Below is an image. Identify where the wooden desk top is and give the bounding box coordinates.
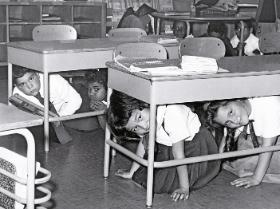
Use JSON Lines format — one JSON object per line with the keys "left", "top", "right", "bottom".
{"left": 7, "top": 38, "right": 127, "bottom": 54}
{"left": 7, "top": 36, "right": 177, "bottom": 54}
{"left": 151, "top": 12, "right": 253, "bottom": 22}
{"left": 107, "top": 55, "right": 280, "bottom": 104}
{"left": 0, "top": 103, "right": 43, "bottom": 132}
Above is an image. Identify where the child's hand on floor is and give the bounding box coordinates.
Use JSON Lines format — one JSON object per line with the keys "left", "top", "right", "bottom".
{"left": 230, "top": 176, "right": 261, "bottom": 188}
{"left": 89, "top": 100, "right": 106, "bottom": 111}
{"left": 171, "top": 187, "right": 189, "bottom": 201}
{"left": 115, "top": 169, "right": 133, "bottom": 179}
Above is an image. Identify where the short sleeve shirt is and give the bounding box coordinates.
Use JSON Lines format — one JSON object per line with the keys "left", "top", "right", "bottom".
{"left": 156, "top": 105, "right": 201, "bottom": 146}
{"left": 249, "top": 96, "right": 280, "bottom": 138}
{"left": 230, "top": 33, "right": 260, "bottom": 56}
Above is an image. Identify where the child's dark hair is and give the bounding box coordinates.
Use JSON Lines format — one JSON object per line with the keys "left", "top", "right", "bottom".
{"left": 12, "top": 65, "right": 34, "bottom": 84}
{"left": 107, "top": 90, "right": 148, "bottom": 138}
{"left": 234, "top": 20, "right": 253, "bottom": 30}
{"left": 206, "top": 100, "right": 229, "bottom": 128}
{"left": 86, "top": 68, "right": 108, "bottom": 88}
{"left": 207, "top": 22, "right": 227, "bottom": 37}
{"left": 206, "top": 98, "right": 247, "bottom": 128}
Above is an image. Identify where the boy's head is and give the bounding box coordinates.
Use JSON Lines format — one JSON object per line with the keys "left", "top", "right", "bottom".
{"left": 234, "top": 20, "right": 253, "bottom": 41}
{"left": 86, "top": 69, "right": 107, "bottom": 102}
{"left": 107, "top": 90, "right": 149, "bottom": 138}
{"left": 207, "top": 22, "right": 227, "bottom": 38}
{"left": 173, "top": 21, "right": 187, "bottom": 39}
{"left": 13, "top": 65, "right": 41, "bottom": 96}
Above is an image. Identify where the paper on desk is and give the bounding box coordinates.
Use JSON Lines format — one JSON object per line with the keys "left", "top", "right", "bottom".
{"left": 116, "top": 58, "right": 228, "bottom": 77}
{"left": 181, "top": 55, "right": 219, "bottom": 74}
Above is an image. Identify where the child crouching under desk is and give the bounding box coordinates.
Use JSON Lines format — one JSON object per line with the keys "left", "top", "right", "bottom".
{"left": 206, "top": 97, "right": 280, "bottom": 188}
{"left": 71, "top": 69, "right": 107, "bottom": 130}
{"left": 107, "top": 90, "right": 220, "bottom": 201}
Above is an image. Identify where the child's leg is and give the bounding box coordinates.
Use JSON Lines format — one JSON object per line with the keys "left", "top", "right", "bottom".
{"left": 132, "top": 127, "right": 221, "bottom": 194}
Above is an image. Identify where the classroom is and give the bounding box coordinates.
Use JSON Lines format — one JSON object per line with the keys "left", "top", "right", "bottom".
{"left": 1, "top": 0, "right": 280, "bottom": 208}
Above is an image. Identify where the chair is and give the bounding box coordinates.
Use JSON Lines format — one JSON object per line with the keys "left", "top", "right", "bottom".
{"left": 108, "top": 28, "right": 147, "bottom": 42}
{"left": 179, "top": 37, "right": 226, "bottom": 59}
{"left": 32, "top": 25, "right": 77, "bottom": 41}
{"left": 32, "top": 25, "right": 81, "bottom": 80}
{"left": 259, "top": 32, "right": 280, "bottom": 54}
{"left": 114, "top": 42, "right": 167, "bottom": 60}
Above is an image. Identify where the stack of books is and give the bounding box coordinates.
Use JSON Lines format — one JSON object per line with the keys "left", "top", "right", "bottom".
{"left": 181, "top": 55, "right": 219, "bottom": 74}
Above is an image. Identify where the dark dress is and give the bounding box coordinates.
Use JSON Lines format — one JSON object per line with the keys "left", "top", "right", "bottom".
{"left": 132, "top": 127, "right": 221, "bottom": 194}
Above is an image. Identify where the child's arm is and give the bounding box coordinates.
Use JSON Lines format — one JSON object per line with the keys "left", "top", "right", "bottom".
{"left": 51, "top": 74, "right": 82, "bottom": 116}
{"left": 115, "top": 138, "right": 145, "bottom": 179}
{"left": 171, "top": 140, "right": 189, "bottom": 201}
{"left": 231, "top": 136, "right": 277, "bottom": 188}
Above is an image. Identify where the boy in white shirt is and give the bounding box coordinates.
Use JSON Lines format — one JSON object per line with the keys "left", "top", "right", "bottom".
{"left": 13, "top": 66, "right": 82, "bottom": 116}
{"left": 12, "top": 65, "right": 82, "bottom": 144}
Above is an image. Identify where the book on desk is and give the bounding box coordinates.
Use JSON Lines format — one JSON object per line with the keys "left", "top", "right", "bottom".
{"left": 115, "top": 57, "right": 228, "bottom": 76}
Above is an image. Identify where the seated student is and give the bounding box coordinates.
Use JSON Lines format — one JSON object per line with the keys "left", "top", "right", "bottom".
{"left": 86, "top": 69, "right": 107, "bottom": 130}
{"left": 108, "top": 90, "right": 220, "bottom": 201}
{"left": 206, "top": 97, "right": 280, "bottom": 188}
{"left": 173, "top": 20, "right": 188, "bottom": 39}
{"left": 206, "top": 22, "right": 238, "bottom": 56}
{"left": 117, "top": 3, "right": 156, "bottom": 35}
{"left": 230, "top": 20, "right": 261, "bottom": 56}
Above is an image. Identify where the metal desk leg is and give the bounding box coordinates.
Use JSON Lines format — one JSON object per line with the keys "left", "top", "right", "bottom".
{"left": 146, "top": 94, "right": 157, "bottom": 208}
{"left": 238, "top": 20, "right": 245, "bottom": 56}
{"left": 43, "top": 71, "right": 50, "bottom": 152}
{"left": 8, "top": 63, "right": 13, "bottom": 105}
{"left": 104, "top": 125, "right": 111, "bottom": 178}
{"left": 186, "top": 21, "right": 191, "bottom": 36}
{"left": 104, "top": 88, "right": 112, "bottom": 178}
{"left": 156, "top": 17, "right": 161, "bottom": 35}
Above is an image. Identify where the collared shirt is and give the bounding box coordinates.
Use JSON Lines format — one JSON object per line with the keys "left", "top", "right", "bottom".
{"left": 13, "top": 73, "right": 82, "bottom": 116}
{"left": 230, "top": 33, "right": 261, "bottom": 56}
{"left": 156, "top": 105, "right": 201, "bottom": 146}
{"left": 249, "top": 96, "right": 280, "bottom": 138}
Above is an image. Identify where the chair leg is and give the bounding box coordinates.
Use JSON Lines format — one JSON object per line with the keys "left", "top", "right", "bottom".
{"left": 111, "top": 137, "right": 117, "bottom": 157}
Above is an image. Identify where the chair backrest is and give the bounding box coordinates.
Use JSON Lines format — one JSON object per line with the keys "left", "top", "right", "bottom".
{"left": 179, "top": 37, "right": 226, "bottom": 59}
{"left": 255, "top": 0, "right": 278, "bottom": 23}
{"left": 259, "top": 32, "right": 280, "bottom": 54}
{"left": 114, "top": 42, "right": 167, "bottom": 60}
{"left": 108, "top": 28, "right": 147, "bottom": 42}
{"left": 32, "top": 25, "right": 77, "bottom": 41}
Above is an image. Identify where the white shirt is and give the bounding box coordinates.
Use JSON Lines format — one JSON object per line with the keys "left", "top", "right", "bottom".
{"left": 249, "top": 96, "right": 280, "bottom": 138}
{"left": 13, "top": 73, "right": 82, "bottom": 116}
{"left": 230, "top": 33, "right": 260, "bottom": 56}
{"left": 156, "top": 105, "right": 201, "bottom": 146}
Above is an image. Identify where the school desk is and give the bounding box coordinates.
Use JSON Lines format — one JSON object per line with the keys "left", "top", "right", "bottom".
{"left": 0, "top": 103, "right": 51, "bottom": 209}
{"left": 104, "top": 55, "right": 280, "bottom": 207}
{"left": 151, "top": 12, "right": 253, "bottom": 56}
{"left": 7, "top": 37, "right": 178, "bottom": 152}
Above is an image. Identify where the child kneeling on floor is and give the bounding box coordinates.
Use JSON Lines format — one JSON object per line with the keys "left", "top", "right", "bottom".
{"left": 107, "top": 90, "right": 220, "bottom": 201}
